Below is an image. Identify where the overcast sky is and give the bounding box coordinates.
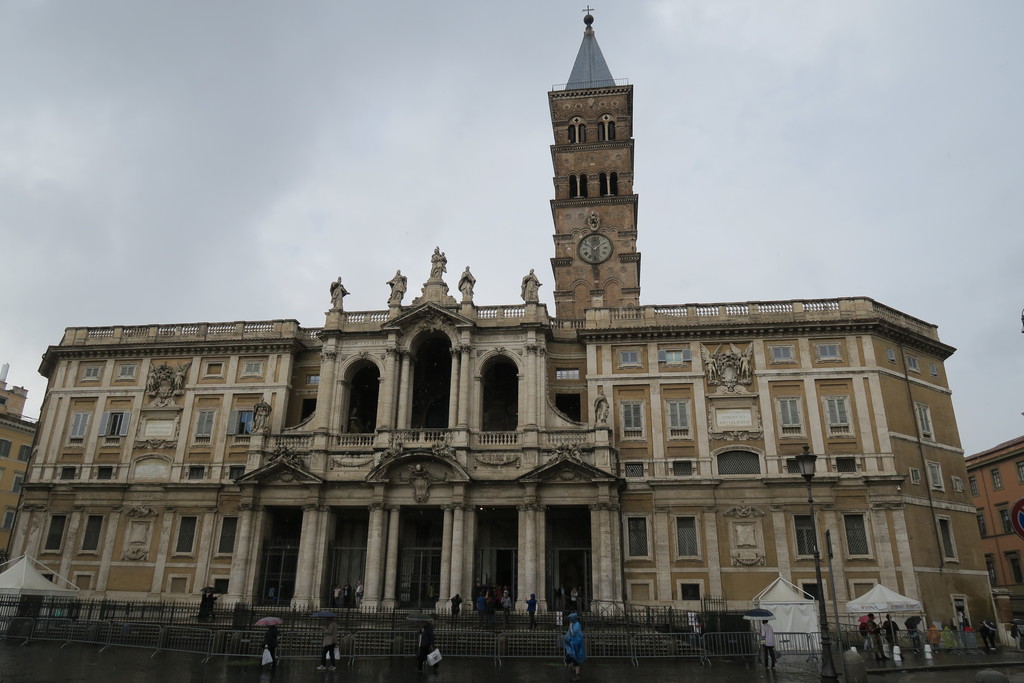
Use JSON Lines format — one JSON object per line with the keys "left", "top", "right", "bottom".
{"left": 2, "top": 1, "right": 1021, "bottom": 455}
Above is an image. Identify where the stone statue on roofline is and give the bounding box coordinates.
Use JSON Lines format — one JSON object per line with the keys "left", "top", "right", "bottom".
{"left": 521, "top": 269, "right": 541, "bottom": 303}
{"left": 387, "top": 269, "right": 407, "bottom": 306}
{"left": 430, "top": 247, "right": 447, "bottom": 280}
{"left": 458, "top": 267, "right": 476, "bottom": 302}
{"left": 330, "top": 277, "right": 349, "bottom": 310}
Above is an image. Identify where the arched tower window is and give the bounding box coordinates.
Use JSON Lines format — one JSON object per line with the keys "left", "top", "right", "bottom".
{"left": 568, "top": 117, "right": 587, "bottom": 144}
{"left": 599, "top": 173, "right": 608, "bottom": 196}
{"left": 411, "top": 336, "right": 452, "bottom": 428}
{"left": 569, "top": 175, "right": 579, "bottom": 198}
{"left": 578, "top": 174, "right": 589, "bottom": 198}
{"left": 609, "top": 172, "right": 618, "bottom": 195}
{"left": 346, "top": 363, "right": 380, "bottom": 433}
{"left": 598, "top": 115, "right": 616, "bottom": 141}
{"left": 481, "top": 358, "right": 519, "bottom": 431}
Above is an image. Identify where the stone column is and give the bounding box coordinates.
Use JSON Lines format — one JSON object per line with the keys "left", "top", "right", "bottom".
{"left": 378, "top": 347, "right": 398, "bottom": 429}
{"left": 310, "top": 506, "right": 331, "bottom": 605}
{"left": 608, "top": 504, "right": 623, "bottom": 604}
{"left": 703, "top": 507, "right": 723, "bottom": 597}
{"left": 652, "top": 505, "right": 671, "bottom": 602}
{"left": 870, "top": 504, "right": 900, "bottom": 588}
{"left": 457, "top": 345, "right": 472, "bottom": 428}
{"left": 292, "top": 504, "right": 321, "bottom": 608}
{"left": 535, "top": 506, "right": 548, "bottom": 611}
{"left": 524, "top": 343, "right": 538, "bottom": 428}
{"left": 449, "top": 504, "right": 465, "bottom": 600}
{"left": 600, "top": 504, "right": 614, "bottom": 603}
{"left": 149, "top": 511, "right": 176, "bottom": 594}
{"left": 439, "top": 505, "right": 454, "bottom": 606}
{"left": 227, "top": 505, "right": 255, "bottom": 602}
{"left": 396, "top": 353, "right": 413, "bottom": 430}
{"left": 770, "top": 506, "right": 792, "bottom": 578}
{"left": 589, "top": 504, "right": 603, "bottom": 602}
{"left": 382, "top": 506, "right": 402, "bottom": 607}
{"left": 516, "top": 504, "right": 530, "bottom": 608}
{"left": 362, "top": 503, "right": 386, "bottom": 608}
{"left": 193, "top": 511, "right": 216, "bottom": 590}
{"left": 96, "top": 509, "right": 122, "bottom": 592}
{"left": 60, "top": 511, "right": 83, "bottom": 581}
{"left": 462, "top": 506, "right": 477, "bottom": 595}
{"left": 447, "top": 350, "right": 460, "bottom": 428}
{"left": 314, "top": 346, "right": 339, "bottom": 432}
{"left": 524, "top": 504, "right": 537, "bottom": 605}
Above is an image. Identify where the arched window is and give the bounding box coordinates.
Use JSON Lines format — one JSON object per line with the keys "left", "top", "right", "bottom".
{"left": 578, "top": 124, "right": 587, "bottom": 143}
{"left": 716, "top": 450, "right": 761, "bottom": 475}
{"left": 346, "top": 364, "right": 380, "bottom": 433}
{"left": 598, "top": 115, "right": 616, "bottom": 141}
{"left": 568, "top": 125, "right": 576, "bottom": 144}
{"left": 569, "top": 175, "right": 579, "bottom": 198}
{"left": 609, "top": 172, "right": 618, "bottom": 195}
{"left": 481, "top": 358, "right": 519, "bottom": 431}
{"left": 599, "top": 173, "right": 608, "bottom": 196}
{"left": 411, "top": 336, "right": 452, "bottom": 429}
{"left": 607, "top": 121, "right": 616, "bottom": 140}
{"left": 568, "top": 117, "right": 586, "bottom": 145}
{"left": 578, "top": 174, "right": 589, "bottom": 198}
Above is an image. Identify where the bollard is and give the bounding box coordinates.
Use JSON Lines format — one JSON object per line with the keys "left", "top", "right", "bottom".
{"left": 924, "top": 644, "right": 933, "bottom": 660}
{"left": 842, "top": 649, "right": 869, "bottom": 683}
{"left": 892, "top": 645, "right": 902, "bottom": 663}
{"left": 974, "top": 669, "right": 1010, "bottom": 683}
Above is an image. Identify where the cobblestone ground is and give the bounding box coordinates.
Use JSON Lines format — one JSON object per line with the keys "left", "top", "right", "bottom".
{"left": 2, "top": 641, "right": 1023, "bottom": 683}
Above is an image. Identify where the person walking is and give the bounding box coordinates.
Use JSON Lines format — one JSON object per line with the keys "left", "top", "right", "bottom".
{"left": 416, "top": 618, "right": 436, "bottom": 673}
{"left": 331, "top": 585, "right": 341, "bottom": 608}
{"left": 979, "top": 619, "right": 998, "bottom": 651}
{"left": 450, "top": 593, "right": 462, "bottom": 626}
{"left": 904, "top": 616, "right": 922, "bottom": 653}
{"left": 881, "top": 614, "right": 899, "bottom": 651}
{"left": 563, "top": 612, "right": 586, "bottom": 682}
{"left": 485, "top": 591, "right": 497, "bottom": 628}
{"left": 501, "top": 590, "right": 512, "bottom": 627}
{"left": 867, "top": 614, "right": 886, "bottom": 661}
{"left": 354, "top": 580, "right": 364, "bottom": 608}
{"left": 526, "top": 593, "right": 538, "bottom": 630}
{"left": 262, "top": 624, "right": 279, "bottom": 671}
{"left": 760, "top": 619, "right": 777, "bottom": 670}
{"left": 476, "top": 592, "right": 487, "bottom": 628}
{"left": 317, "top": 618, "right": 337, "bottom": 671}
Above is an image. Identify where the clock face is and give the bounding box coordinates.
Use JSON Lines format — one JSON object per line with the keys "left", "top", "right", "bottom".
{"left": 578, "top": 233, "right": 612, "bottom": 264}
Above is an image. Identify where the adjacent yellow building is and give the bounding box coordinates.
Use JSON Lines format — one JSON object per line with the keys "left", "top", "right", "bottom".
{"left": 11, "top": 15, "right": 990, "bottom": 627}
{"left": 0, "top": 365, "right": 34, "bottom": 562}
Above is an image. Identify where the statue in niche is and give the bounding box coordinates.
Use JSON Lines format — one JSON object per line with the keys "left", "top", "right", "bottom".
{"left": 145, "top": 361, "right": 191, "bottom": 407}
{"left": 458, "top": 267, "right": 476, "bottom": 302}
{"left": 252, "top": 400, "right": 272, "bottom": 434}
{"left": 430, "top": 247, "right": 447, "bottom": 280}
{"left": 330, "top": 277, "right": 350, "bottom": 310}
{"left": 593, "top": 387, "right": 610, "bottom": 425}
{"left": 386, "top": 269, "right": 407, "bottom": 305}
{"left": 520, "top": 269, "right": 542, "bottom": 303}
{"left": 409, "top": 463, "right": 432, "bottom": 503}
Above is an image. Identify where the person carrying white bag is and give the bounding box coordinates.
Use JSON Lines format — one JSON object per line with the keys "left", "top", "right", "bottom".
{"left": 262, "top": 624, "right": 278, "bottom": 670}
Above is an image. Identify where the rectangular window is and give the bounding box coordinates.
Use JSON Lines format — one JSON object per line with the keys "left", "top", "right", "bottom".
{"left": 672, "top": 460, "right": 693, "bottom": 477}
{"left": 666, "top": 400, "right": 690, "bottom": 438}
{"left": 621, "top": 401, "right": 644, "bottom": 439}
{"left": 844, "top": 514, "right": 870, "bottom": 555}
{"left": 217, "top": 517, "right": 238, "bottom": 554}
{"left": 2, "top": 509, "right": 15, "bottom": 530}
{"left": 228, "top": 465, "right": 246, "bottom": 480}
{"left": 99, "top": 411, "right": 132, "bottom": 437}
{"left": 242, "top": 361, "right": 264, "bottom": 377}
{"left": 44, "top": 515, "right": 67, "bottom": 551}
{"left": 794, "top": 515, "right": 816, "bottom": 555}
{"left": 977, "top": 514, "right": 987, "bottom": 537}
{"left": 658, "top": 349, "right": 691, "bottom": 364}
{"left": 770, "top": 345, "right": 794, "bottom": 363}
{"left": 81, "top": 515, "right": 104, "bottom": 551}
{"left": 195, "top": 410, "right": 216, "bottom": 439}
{"left": 969, "top": 475, "right": 979, "bottom": 496}
{"left": 777, "top": 398, "right": 803, "bottom": 435}
{"left": 69, "top": 412, "right": 90, "bottom": 440}
{"left": 624, "top": 462, "right": 644, "bottom": 478}
{"left": 96, "top": 466, "right": 114, "bottom": 480}
{"left": 835, "top": 457, "right": 857, "bottom": 473}
{"left": 0, "top": 440, "right": 9, "bottom": 458}
{"left": 627, "top": 517, "right": 649, "bottom": 557}
{"left": 886, "top": 348, "right": 897, "bottom": 363}
{"left": 676, "top": 517, "right": 699, "bottom": 557}
{"left": 1000, "top": 507, "right": 1012, "bottom": 534}
{"left": 679, "top": 583, "right": 701, "bottom": 600}
{"left": 938, "top": 517, "right": 957, "bottom": 559}
{"left": 175, "top": 516, "right": 198, "bottom": 554}
{"left": 555, "top": 368, "right": 580, "bottom": 380}
{"left": 929, "top": 363, "right": 939, "bottom": 377}
{"left": 204, "top": 362, "right": 224, "bottom": 377}
{"left": 824, "top": 396, "right": 851, "bottom": 436}
{"left": 906, "top": 355, "right": 920, "bottom": 372}
{"left": 986, "top": 556, "right": 997, "bottom": 585}
{"left": 926, "top": 461, "right": 943, "bottom": 490}
{"left": 910, "top": 467, "right": 921, "bottom": 485}
{"left": 992, "top": 468, "right": 1003, "bottom": 490}
{"left": 12, "top": 474, "right": 23, "bottom": 494}
{"left": 228, "top": 410, "right": 254, "bottom": 436}
{"left": 786, "top": 459, "right": 801, "bottom": 474}
{"left": 117, "top": 364, "right": 137, "bottom": 380}
{"left": 306, "top": 374, "right": 320, "bottom": 385}
{"left": 17, "top": 445, "right": 31, "bottom": 462}
{"left": 816, "top": 343, "right": 841, "bottom": 361}
{"left": 59, "top": 466, "right": 76, "bottom": 480}
{"left": 951, "top": 476, "right": 964, "bottom": 492}
{"left": 618, "top": 350, "right": 641, "bottom": 368}
{"left": 187, "top": 465, "right": 205, "bottom": 481}
{"left": 213, "top": 578, "right": 230, "bottom": 594}
{"left": 916, "top": 403, "right": 933, "bottom": 440}
{"left": 81, "top": 365, "right": 101, "bottom": 380}
{"left": 1010, "top": 556, "right": 1024, "bottom": 584}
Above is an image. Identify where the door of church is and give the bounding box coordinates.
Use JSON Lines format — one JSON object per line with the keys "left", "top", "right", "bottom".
{"left": 398, "top": 548, "right": 442, "bottom": 608}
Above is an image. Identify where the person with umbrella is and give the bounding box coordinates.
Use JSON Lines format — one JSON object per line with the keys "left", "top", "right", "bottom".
{"left": 416, "top": 616, "right": 436, "bottom": 673}
{"left": 760, "top": 619, "right": 777, "bottom": 670}
{"left": 563, "top": 612, "right": 586, "bottom": 682}
{"left": 257, "top": 618, "right": 281, "bottom": 671}
{"left": 904, "top": 615, "right": 923, "bottom": 653}
{"left": 317, "top": 615, "right": 338, "bottom": 671}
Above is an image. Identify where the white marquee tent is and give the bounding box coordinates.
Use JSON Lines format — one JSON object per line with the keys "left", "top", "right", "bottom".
{"left": 0, "top": 556, "right": 78, "bottom": 596}
{"left": 753, "top": 575, "right": 818, "bottom": 634}
{"left": 845, "top": 584, "right": 922, "bottom": 614}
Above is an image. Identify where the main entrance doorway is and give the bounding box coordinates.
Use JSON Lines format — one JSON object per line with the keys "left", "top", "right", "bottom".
{"left": 475, "top": 508, "right": 518, "bottom": 599}
{"left": 546, "top": 507, "right": 592, "bottom": 611}
{"left": 258, "top": 507, "right": 303, "bottom": 605}
{"left": 397, "top": 508, "right": 443, "bottom": 608}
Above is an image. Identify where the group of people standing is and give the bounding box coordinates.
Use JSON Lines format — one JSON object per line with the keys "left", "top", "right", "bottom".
{"left": 331, "top": 580, "right": 363, "bottom": 609}
{"left": 469, "top": 586, "right": 541, "bottom": 630}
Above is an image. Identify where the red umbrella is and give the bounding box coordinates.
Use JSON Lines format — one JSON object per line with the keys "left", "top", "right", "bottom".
{"left": 858, "top": 615, "right": 870, "bottom": 624}
{"left": 255, "top": 616, "right": 283, "bottom": 626}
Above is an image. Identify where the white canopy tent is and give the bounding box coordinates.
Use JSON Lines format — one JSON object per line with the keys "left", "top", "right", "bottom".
{"left": 845, "top": 584, "right": 922, "bottom": 614}
{"left": 753, "top": 575, "right": 818, "bottom": 634}
{"left": 0, "top": 556, "right": 78, "bottom": 596}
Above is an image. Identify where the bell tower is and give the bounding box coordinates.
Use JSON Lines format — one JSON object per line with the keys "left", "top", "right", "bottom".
{"left": 549, "top": 13, "right": 640, "bottom": 320}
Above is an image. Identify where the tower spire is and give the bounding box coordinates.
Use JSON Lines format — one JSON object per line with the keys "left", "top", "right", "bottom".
{"left": 566, "top": 10, "right": 615, "bottom": 89}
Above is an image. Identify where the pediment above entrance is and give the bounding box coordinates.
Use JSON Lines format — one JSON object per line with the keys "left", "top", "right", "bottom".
{"left": 379, "top": 302, "right": 475, "bottom": 336}
{"left": 236, "top": 447, "right": 323, "bottom": 486}
{"left": 518, "top": 452, "right": 617, "bottom": 485}
{"left": 366, "top": 450, "right": 471, "bottom": 485}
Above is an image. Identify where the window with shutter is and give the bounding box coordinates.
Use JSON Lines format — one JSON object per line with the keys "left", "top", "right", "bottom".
{"left": 0, "top": 440, "right": 9, "bottom": 458}
{"left": 69, "top": 412, "right": 90, "bottom": 440}
{"left": 777, "top": 398, "right": 802, "bottom": 435}
{"left": 218, "top": 517, "right": 238, "bottom": 554}
{"left": 44, "top": 515, "right": 67, "bottom": 551}
{"left": 175, "top": 517, "right": 198, "bottom": 554}
{"left": 18, "top": 445, "right": 31, "bottom": 462}
{"left": 195, "top": 410, "right": 216, "bottom": 439}
{"left": 81, "top": 515, "right": 103, "bottom": 551}
{"left": 627, "top": 518, "right": 649, "bottom": 557}
{"left": 916, "top": 403, "right": 933, "bottom": 440}
{"left": 666, "top": 400, "right": 690, "bottom": 438}
{"left": 676, "top": 517, "right": 699, "bottom": 556}
{"left": 621, "top": 401, "right": 644, "bottom": 439}
{"left": 824, "top": 396, "right": 850, "bottom": 436}
{"left": 794, "top": 515, "right": 816, "bottom": 555}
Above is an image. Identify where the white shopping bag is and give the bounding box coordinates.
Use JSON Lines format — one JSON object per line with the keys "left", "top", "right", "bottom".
{"left": 333, "top": 646, "right": 341, "bottom": 661}
{"left": 426, "top": 648, "right": 442, "bottom": 666}
{"left": 261, "top": 646, "right": 273, "bottom": 666}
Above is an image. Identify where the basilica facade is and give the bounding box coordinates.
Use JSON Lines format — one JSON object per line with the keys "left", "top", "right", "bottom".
{"left": 13, "top": 17, "right": 989, "bottom": 626}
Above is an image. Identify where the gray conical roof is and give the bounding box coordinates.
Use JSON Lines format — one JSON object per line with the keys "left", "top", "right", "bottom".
{"left": 566, "top": 15, "right": 615, "bottom": 89}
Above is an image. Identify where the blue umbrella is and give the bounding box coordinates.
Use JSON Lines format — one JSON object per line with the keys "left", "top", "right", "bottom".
{"left": 311, "top": 610, "right": 337, "bottom": 618}
{"left": 743, "top": 608, "right": 775, "bottom": 621}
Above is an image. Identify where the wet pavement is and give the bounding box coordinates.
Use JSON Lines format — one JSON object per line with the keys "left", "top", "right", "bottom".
{"left": 3, "top": 641, "right": 1024, "bottom": 682}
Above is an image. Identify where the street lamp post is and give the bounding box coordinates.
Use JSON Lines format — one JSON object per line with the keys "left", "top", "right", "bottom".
{"left": 795, "top": 445, "right": 839, "bottom": 683}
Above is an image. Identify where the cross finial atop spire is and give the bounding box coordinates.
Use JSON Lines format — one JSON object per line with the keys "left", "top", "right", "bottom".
{"left": 582, "top": 6, "right": 595, "bottom": 27}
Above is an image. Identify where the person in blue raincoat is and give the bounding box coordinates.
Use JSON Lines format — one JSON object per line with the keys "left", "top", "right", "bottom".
{"left": 563, "top": 612, "right": 586, "bottom": 682}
